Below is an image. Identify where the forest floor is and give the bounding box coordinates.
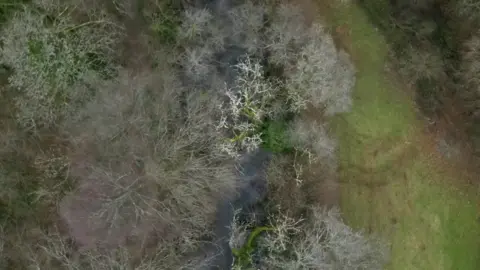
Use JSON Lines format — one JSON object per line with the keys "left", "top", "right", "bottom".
{"left": 311, "top": 1, "right": 480, "bottom": 269}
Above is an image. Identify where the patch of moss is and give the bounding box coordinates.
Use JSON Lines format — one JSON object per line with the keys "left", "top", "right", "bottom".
{"left": 232, "top": 226, "right": 274, "bottom": 269}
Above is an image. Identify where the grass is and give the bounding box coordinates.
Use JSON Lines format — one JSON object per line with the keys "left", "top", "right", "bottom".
{"left": 320, "top": 2, "right": 480, "bottom": 270}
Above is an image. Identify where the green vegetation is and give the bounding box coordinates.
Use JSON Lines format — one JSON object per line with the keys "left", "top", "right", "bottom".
{"left": 261, "top": 119, "right": 292, "bottom": 153}
{"left": 231, "top": 207, "right": 389, "bottom": 269}
{"left": 323, "top": 2, "right": 480, "bottom": 269}
{"left": 232, "top": 226, "right": 274, "bottom": 268}
{"left": 0, "top": 0, "right": 27, "bottom": 23}
{"left": 147, "top": 0, "right": 181, "bottom": 44}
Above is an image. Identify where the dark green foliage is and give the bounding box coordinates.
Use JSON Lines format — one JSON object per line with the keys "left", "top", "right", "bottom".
{"left": 150, "top": 12, "right": 179, "bottom": 44}
{"left": 0, "top": 0, "right": 28, "bottom": 25}
{"left": 260, "top": 119, "right": 293, "bottom": 153}
{"left": 146, "top": 0, "right": 181, "bottom": 44}
{"left": 85, "top": 52, "right": 118, "bottom": 79}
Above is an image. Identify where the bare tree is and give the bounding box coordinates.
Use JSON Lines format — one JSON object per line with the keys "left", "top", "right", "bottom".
{"left": 217, "top": 56, "right": 280, "bottom": 157}
{"left": 228, "top": 1, "right": 267, "bottom": 55}
{"left": 257, "top": 208, "right": 389, "bottom": 270}
{"left": 283, "top": 25, "right": 355, "bottom": 114}
{"left": 264, "top": 4, "right": 355, "bottom": 114}
{"left": 265, "top": 3, "right": 309, "bottom": 66}
{"left": 59, "top": 66, "right": 237, "bottom": 259}
{"left": 0, "top": 5, "right": 123, "bottom": 131}
{"left": 289, "top": 118, "right": 338, "bottom": 169}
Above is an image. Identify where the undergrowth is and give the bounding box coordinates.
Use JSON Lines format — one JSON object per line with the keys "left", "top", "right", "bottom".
{"left": 260, "top": 119, "right": 293, "bottom": 153}
{"left": 0, "top": 0, "right": 28, "bottom": 24}
{"left": 232, "top": 226, "right": 274, "bottom": 269}
{"left": 144, "top": 0, "right": 181, "bottom": 44}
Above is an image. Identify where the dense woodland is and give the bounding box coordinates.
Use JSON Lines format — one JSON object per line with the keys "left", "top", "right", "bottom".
{"left": 0, "top": 0, "right": 388, "bottom": 269}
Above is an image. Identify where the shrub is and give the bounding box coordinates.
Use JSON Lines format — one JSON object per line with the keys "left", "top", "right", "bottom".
{"left": 149, "top": 12, "right": 179, "bottom": 44}
{"left": 289, "top": 117, "right": 338, "bottom": 168}
{"left": 261, "top": 119, "right": 292, "bottom": 153}
{"left": 256, "top": 207, "right": 389, "bottom": 270}
{"left": 142, "top": 0, "right": 182, "bottom": 44}
{"left": 0, "top": 5, "right": 122, "bottom": 131}
{"left": 26, "top": 231, "right": 203, "bottom": 270}
{"left": 0, "top": 0, "right": 27, "bottom": 24}
{"left": 27, "top": 227, "right": 81, "bottom": 269}
{"left": 228, "top": 207, "right": 388, "bottom": 270}
{"left": 232, "top": 226, "right": 274, "bottom": 269}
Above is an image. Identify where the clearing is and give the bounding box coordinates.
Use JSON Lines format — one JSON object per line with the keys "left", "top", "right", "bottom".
{"left": 317, "top": 2, "right": 480, "bottom": 270}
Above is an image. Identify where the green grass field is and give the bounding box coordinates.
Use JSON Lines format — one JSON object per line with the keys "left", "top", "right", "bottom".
{"left": 323, "top": 3, "right": 480, "bottom": 269}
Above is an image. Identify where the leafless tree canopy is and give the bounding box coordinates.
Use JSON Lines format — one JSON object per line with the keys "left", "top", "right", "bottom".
{"left": 0, "top": 1, "right": 387, "bottom": 269}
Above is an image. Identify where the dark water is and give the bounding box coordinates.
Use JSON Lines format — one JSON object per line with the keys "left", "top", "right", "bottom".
{"left": 183, "top": 1, "right": 271, "bottom": 269}
{"left": 200, "top": 149, "right": 271, "bottom": 270}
